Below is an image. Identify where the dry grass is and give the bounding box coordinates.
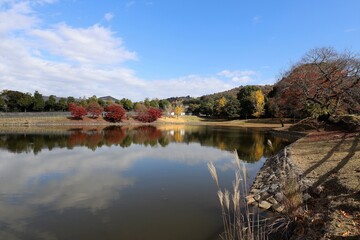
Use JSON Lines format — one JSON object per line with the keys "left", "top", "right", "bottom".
{"left": 208, "top": 151, "right": 269, "bottom": 240}
{"left": 269, "top": 175, "right": 305, "bottom": 238}
{"left": 0, "top": 114, "right": 291, "bottom": 129}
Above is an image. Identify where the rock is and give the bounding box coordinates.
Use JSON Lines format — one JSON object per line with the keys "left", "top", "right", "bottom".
{"left": 267, "top": 196, "right": 278, "bottom": 204}
{"left": 254, "top": 194, "right": 261, "bottom": 201}
{"left": 302, "top": 193, "right": 312, "bottom": 201}
{"left": 260, "top": 186, "right": 269, "bottom": 193}
{"left": 246, "top": 195, "right": 256, "bottom": 204}
{"left": 272, "top": 203, "right": 285, "bottom": 213}
{"left": 258, "top": 200, "right": 272, "bottom": 210}
{"left": 250, "top": 188, "right": 260, "bottom": 194}
{"left": 275, "top": 192, "right": 285, "bottom": 202}
{"left": 260, "top": 191, "right": 271, "bottom": 200}
{"left": 268, "top": 174, "right": 276, "bottom": 181}
{"left": 270, "top": 184, "right": 279, "bottom": 192}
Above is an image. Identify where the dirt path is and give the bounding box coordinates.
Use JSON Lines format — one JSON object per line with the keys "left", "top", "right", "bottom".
{"left": 290, "top": 131, "right": 360, "bottom": 239}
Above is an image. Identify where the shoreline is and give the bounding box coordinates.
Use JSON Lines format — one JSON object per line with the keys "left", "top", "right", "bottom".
{"left": 252, "top": 129, "right": 360, "bottom": 239}
{"left": 0, "top": 115, "right": 291, "bottom": 130}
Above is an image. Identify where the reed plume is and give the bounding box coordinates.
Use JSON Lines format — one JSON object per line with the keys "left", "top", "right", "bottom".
{"left": 208, "top": 151, "right": 270, "bottom": 240}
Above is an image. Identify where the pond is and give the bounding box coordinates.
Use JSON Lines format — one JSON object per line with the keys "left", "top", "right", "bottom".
{"left": 0, "top": 125, "right": 291, "bottom": 240}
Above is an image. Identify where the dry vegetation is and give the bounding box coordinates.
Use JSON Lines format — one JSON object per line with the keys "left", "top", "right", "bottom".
{"left": 208, "top": 152, "right": 270, "bottom": 240}
{"left": 0, "top": 115, "right": 292, "bottom": 129}
{"left": 290, "top": 130, "right": 360, "bottom": 239}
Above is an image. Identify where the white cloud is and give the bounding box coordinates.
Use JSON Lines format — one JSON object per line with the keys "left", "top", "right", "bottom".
{"left": 0, "top": 1, "right": 265, "bottom": 101}
{"left": 31, "top": 23, "right": 136, "bottom": 65}
{"left": 217, "top": 70, "right": 258, "bottom": 84}
{"left": 252, "top": 15, "right": 261, "bottom": 23}
{"left": 143, "top": 75, "right": 235, "bottom": 99}
{"left": 104, "top": 12, "right": 114, "bottom": 21}
{"left": 0, "top": 1, "right": 38, "bottom": 33}
{"left": 0, "top": 142, "right": 232, "bottom": 230}
{"left": 126, "top": 1, "right": 135, "bottom": 8}
{"left": 344, "top": 28, "right": 357, "bottom": 33}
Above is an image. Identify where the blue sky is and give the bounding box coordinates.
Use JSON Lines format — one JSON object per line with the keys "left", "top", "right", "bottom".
{"left": 0, "top": 0, "right": 359, "bottom": 100}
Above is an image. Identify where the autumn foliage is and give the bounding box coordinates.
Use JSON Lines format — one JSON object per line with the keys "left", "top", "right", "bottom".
{"left": 105, "top": 104, "right": 126, "bottom": 122}
{"left": 68, "top": 102, "right": 87, "bottom": 119}
{"left": 87, "top": 101, "right": 103, "bottom": 118}
{"left": 250, "top": 90, "right": 265, "bottom": 118}
{"left": 136, "top": 107, "right": 163, "bottom": 122}
{"left": 269, "top": 47, "right": 360, "bottom": 119}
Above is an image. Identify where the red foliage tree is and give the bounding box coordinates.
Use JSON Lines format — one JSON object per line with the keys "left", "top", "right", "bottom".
{"left": 269, "top": 47, "right": 360, "bottom": 118}
{"left": 87, "top": 101, "right": 103, "bottom": 118}
{"left": 68, "top": 102, "right": 87, "bottom": 119}
{"left": 105, "top": 103, "right": 126, "bottom": 122}
{"left": 136, "top": 107, "right": 163, "bottom": 122}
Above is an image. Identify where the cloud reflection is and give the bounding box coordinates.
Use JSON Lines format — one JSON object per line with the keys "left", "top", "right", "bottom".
{"left": 0, "top": 126, "right": 290, "bottom": 238}
{"left": 0, "top": 140, "right": 234, "bottom": 237}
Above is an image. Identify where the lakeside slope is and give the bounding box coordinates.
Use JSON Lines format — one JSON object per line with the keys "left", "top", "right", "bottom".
{"left": 290, "top": 131, "right": 360, "bottom": 239}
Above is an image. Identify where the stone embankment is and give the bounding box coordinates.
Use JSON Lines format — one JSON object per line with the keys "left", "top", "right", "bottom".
{"left": 247, "top": 144, "right": 312, "bottom": 213}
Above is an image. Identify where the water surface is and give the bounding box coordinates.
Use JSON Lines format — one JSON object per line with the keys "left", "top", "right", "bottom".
{"left": 0, "top": 125, "right": 290, "bottom": 240}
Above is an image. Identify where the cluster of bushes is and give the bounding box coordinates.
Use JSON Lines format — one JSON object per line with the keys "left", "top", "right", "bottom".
{"left": 68, "top": 102, "right": 162, "bottom": 123}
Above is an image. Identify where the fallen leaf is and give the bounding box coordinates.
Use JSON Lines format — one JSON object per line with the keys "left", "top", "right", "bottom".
{"left": 340, "top": 210, "right": 350, "bottom": 218}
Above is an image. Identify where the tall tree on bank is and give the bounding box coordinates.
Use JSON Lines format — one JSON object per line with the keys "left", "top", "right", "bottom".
{"left": 136, "top": 107, "right": 163, "bottom": 122}
{"left": 45, "top": 95, "right": 56, "bottom": 111}
{"left": 120, "top": 98, "right": 133, "bottom": 111}
{"left": 56, "top": 98, "right": 67, "bottom": 111}
{"left": 237, "top": 86, "right": 260, "bottom": 119}
{"left": 33, "top": 91, "right": 45, "bottom": 112}
{"left": 18, "top": 92, "right": 33, "bottom": 112}
{"left": 0, "top": 97, "right": 5, "bottom": 111}
{"left": 250, "top": 90, "right": 265, "bottom": 119}
{"left": 105, "top": 104, "right": 126, "bottom": 122}
{"left": 68, "top": 102, "right": 87, "bottom": 119}
{"left": 2, "top": 90, "right": 25, "bottom": 112}
{"left": 174, "top": 105, "right": 184, "bottom": 118}
{"left": 223, "top": 96, "right": 240, "bottom": 119}
{"left": 214, "top": 96, "right": 227, "bottom": 116}
{"left": 272, "top": 47, "right": 360, "bottom": 118}
{"left": 159, "top": 99, "right": 170, "bottom": 110}
{"left": 87, "top": 101, "right": 104, "bottom": 118}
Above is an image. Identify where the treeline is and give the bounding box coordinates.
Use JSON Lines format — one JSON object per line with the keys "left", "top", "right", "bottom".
{"left": 0, "top": 90, "right": 171, "bottom": 114}
{"left": 1, "top": 47, "right": 359, "bottom": 120}
{"left": 179, "top": 47, "right": 359, "bottom": 119}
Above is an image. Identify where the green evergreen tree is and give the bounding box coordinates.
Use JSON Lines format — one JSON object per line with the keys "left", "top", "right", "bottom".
{"left": 18, "top": 93, "right": 34, "bottom": 112}
{"left": 33, "top": 91, "right": 45, "bottom": 111}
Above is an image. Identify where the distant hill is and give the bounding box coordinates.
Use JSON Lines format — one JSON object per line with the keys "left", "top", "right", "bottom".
{"left": 99, "top": 96, "right": 119, "bottom": 102}
{"left": 201, "top": 85, "right": 274, "bottom": 100}
{"left": 165, "top": 85, "right": 274, "bottom": 103}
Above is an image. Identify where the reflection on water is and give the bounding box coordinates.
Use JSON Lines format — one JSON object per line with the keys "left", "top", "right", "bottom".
{"left": 0, "top": 126, "right": 290, "bottom": 240}
{"left": 0, "top": 125, "right": 288, "bottom": 162}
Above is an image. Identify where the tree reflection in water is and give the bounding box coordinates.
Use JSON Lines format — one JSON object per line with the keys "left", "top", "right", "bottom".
{"left": 0, "top": 126, "right": 291, "bottom": 162}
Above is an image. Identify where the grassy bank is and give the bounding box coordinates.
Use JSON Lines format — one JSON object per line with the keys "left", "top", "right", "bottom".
{"left": 0, "top": 115, "right": 291, "bottom": 129}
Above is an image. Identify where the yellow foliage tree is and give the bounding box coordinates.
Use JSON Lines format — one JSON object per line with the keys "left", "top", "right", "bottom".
{"left": 251, "top": 90, "right": 265, "bottom": 118}
{"left": 174, "top": 105, "right": 184, "bottom": 118}
{"left": 215, "top": 96, "right": 227, "bottom": 116}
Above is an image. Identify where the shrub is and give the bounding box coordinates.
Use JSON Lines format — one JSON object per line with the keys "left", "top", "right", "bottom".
{"left": 136, "top": 107, "right": 162, "bottom": 122}
{"left": 87, "top": 101, "right": 103, "bottom": 118}
{"left": 68, "top": 102, "right": 87, "bottom": 119}
{"left": 105, "top": 104, "right": 126, "bottom": 122}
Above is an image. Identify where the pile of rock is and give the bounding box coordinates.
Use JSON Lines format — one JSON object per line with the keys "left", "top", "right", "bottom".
{"left": 247, "top": 146, "right": 312, "bottom": 213}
